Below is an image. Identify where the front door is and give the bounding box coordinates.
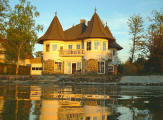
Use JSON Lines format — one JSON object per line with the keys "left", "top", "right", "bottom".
{"left": 72, "top": 63, "right": 76, "bottom": 74}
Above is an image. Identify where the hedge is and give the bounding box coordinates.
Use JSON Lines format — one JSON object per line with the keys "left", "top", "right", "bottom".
{"left": 0, "top": 63, "right": 30, "bottom": 75}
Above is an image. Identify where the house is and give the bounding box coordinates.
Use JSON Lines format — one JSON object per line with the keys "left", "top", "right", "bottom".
{"left": 38, "top": 10, "right": 122, "bottom": 75}
{"left": 30, "top": 57, "right": 42, "bottom": 75}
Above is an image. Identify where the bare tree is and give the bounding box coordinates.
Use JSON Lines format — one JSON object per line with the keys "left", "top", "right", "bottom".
{"left": 127, "top": 15, "right": 144, "bottom": 63}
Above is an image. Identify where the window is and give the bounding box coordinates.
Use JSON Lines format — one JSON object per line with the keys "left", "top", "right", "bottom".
{"left": 32, "top": 67, "right": 42, "bottom": 71}
{"left": 103, "top": 42, "right": 106, "bottom": 51}
{"left": 93, "top": 117, "right": 97, "bottom": 120}
{"left": 87, "top": 42, "right": 91, "bottom": 51}
{"left": 102, "top": 115, "right": 105, "bottom": 120}
{"left": 76, "top": 44, "right": 80, "bottom": 49}
{"left": 46, "top": 44, "right": 50, "bottom": 52}
{"left": 39, "top": 67, "right": 42, "bottom": 70}
{"left": 108, "top": 66, "right": 114, "bottom": 72}
{"left": 60, "top": 46, "right": 63, "bottom": 50}
{"left": 77, "top": 62, "right": 81, "bottom": 72}
{"left": 94, "top": 41, "right": 100, "bottom": 50}
{"left": 26, "top": 64, "right": 31, "bottom": 66}
{"left": 52, "top": 44, "right": 57, "bottom": 51}
{"left": 86, "top": 117, "right": 90, "bottom": 120}
{"left": 32, "top": 67, "right": 35, "bottom": 70}
{"left": 98, "top": 61, "right": 105, "bottom": 73}
{"left": 55, "top": 62, "right": 62, "bottom": 71}
{"left": 68, "top": 45, "right": 72, "bottom": 49}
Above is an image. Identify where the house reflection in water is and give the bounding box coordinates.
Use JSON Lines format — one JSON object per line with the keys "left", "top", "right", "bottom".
{"left": 40, "top": 86, "right": 111, "bottom": 120}
{"left": 0, "top": 84, "right": 155, "bottom": 120}
{"left": 40, "top": 100, "right": 109, "bottom": 120}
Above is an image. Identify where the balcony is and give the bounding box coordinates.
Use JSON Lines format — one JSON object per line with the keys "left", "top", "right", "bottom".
{"left": 59, "top": 49, "right": 85, "bottom": 57}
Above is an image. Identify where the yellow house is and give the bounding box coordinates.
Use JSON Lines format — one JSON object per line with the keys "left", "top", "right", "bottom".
{"left": 38, "top": 10, "right": 122, "bottom": 74}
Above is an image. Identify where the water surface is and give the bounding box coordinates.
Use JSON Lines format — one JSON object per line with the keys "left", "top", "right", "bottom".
{"left": 0, "top": 82, "right": 163, "bottom": 120}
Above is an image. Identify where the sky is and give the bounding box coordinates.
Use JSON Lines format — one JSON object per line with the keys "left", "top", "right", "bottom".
{"left": 10, "top": 0, "right": 163, "bottom": 62}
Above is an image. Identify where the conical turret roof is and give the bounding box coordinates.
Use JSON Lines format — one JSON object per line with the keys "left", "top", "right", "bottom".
{"left": 38, "top": 14, "right": 64, "bottom": 44}
{"left": 81, "top": 11, "right": 108, "bottom": 39}
{"left": 104, "top": 24, "right": 115, "bottom": 40}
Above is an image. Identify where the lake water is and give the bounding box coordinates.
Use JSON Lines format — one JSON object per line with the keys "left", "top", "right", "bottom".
{"left": 0, "top": 82, "right": 163, "bottom": 120}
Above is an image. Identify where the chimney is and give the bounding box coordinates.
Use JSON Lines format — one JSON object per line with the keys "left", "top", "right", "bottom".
{"left": 80, "top": 19, "right": 86, "bottom": 24}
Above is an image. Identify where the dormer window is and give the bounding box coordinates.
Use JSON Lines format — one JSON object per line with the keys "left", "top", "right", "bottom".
{"left": 46, "top": 44, "right": 50, "bottom": 52}
{"left": 87, "top": 42, "right": 91, "bottom": 51}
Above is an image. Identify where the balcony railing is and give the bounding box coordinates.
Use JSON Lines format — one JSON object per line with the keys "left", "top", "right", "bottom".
{"left": 59, "top": 49, "right": 85, "bottom": 57}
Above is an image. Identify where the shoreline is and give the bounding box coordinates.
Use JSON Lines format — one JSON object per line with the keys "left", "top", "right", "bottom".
{"left": 0, "top": 75, "right": 163, "bottom": 86}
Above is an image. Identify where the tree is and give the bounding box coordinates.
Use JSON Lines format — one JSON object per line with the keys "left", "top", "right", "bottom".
{"left": 127, "top": 15, "right": 144, "bottom": 63}
{"left": 145, "top": 10, "right": 163, "bottom": 73}
{"left": 0, "top": 0, "right": 10, "bottom": 36}
{"left": 5, "top": 0, "right": 43, "bottom": 74}
{"left": 34, "top": 51, "right": 43, "bottom": 58}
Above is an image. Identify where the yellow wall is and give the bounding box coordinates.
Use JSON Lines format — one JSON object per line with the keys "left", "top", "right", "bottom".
{"left": 43, "top": 38, "right": 110, "bottom": 74}
{"left": 43, "top": 40, "right": 82, "bottom": 60}
{"left": 25, "top": 59, "right": 31, "bottom": 66}
{"left": 84, "top": 38, "right": 109, "bottom": 60}
{"left": 83, "top": 105, "right": 109, "bottom": 120}
{"left": 43, "top": 40, "right": 83, "bottom": 74}
{"left": 40, "top": 100, "right": 59, "bottom": 120}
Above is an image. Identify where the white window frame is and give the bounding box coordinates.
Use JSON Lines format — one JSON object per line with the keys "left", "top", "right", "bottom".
{"left": 68, "top": 45, "right": 73, "bottom": 50}
{"left": 103, "top": 42, "right": 106, "bottom": 51}
{"left": 98, "top": 61, "right": 105, "bottom": 74}
{"left": 52, "top": 44, "right": 57, "bottom": 51}
{"left": 94, "top": 41, "right": 100, "bottom": 50}
{"left": 77, "top": 62, "right": 81, "bottom": 72}
{"left": 76, "top": 44, "right": 80, "bottom": 49}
